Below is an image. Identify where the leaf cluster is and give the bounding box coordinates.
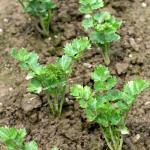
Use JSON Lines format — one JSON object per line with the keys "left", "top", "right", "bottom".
{"left": 11, "top": 37, "right": 90, "bottom": 95}
{"left": 80, "top": 0, "right": 122, "bottom": 45}
{"left": 71, "top": 65, "right": 149, "bottom": 129}
{"left": 79, "top": 0, "right": 104, "bottom": 14}
{"left": 18, "top": 0, "right": 56, "bottom": 17}
{"left": 0, "top": 127, "right": 37, "bottom": 150}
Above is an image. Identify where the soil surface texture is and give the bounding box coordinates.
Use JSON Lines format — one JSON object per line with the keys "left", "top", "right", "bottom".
{"left": 0, "top": 0, "right": 150, "bottom": 150}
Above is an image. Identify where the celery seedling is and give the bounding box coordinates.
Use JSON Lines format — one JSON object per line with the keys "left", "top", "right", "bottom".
{"left": 11, "top": 37, "right": 90, "bottom": 116}
{"left": 17, "top": 0, "right": 56, "bottom": 37}
{"left": 80, "top": 0, "right": 122, "bottom": 65}
{"left": 0, "top": 127, "right": 37, "bottom": 150}
{"left": 71, "top": 65, "right": 149, "bottom": 150}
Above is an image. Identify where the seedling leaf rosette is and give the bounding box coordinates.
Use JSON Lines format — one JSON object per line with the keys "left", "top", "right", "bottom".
{"left": 11, "top": 37, "right": 91, "bottom": 117}
{"left": 0, "top": 127, "right": 38, "bottom": 150}
{"left": 71, "top": 65, "right": 149, "bottom": 150}
{"left": 17, "top": 0, "right": 56, "bottom": 37}
{"left": 80, "top": 0, "right": 122, "bottom": 65}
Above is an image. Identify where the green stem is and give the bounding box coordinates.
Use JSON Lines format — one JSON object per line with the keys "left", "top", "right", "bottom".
{"left": 54, "top": 92, "right": 59, "bottom": 115}
{"left": 109, "top": 126, "right": 117, "bottom": 150}
{"left": 39, "top": 16, "right": 50, "bottom": 37}
{"left": 18, "top": 0, "right": 25, "bottom": 9}
{"left": 47, "top": 96, "right": 55, "bottom": 115}
{"left": 101, "top": 127, "right": 114, "bottom": 150}
{"left": 59, "top": 91, "right": 65, "bottom": 116}
{"left": 101, "top": 43, "right": 110, "bottom": 65}
{"left": 118, "top": 135, "right": 123, "bottom": 150}
{"left": 102, "top": 126, "right": 124, "bottom": 150}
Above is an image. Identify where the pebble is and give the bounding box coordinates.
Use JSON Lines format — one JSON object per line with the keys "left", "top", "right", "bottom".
{"left": 48, "top": 37, "right": 52, "bottom": 41}
{"left": 0, "top": 28, "right": 3, "bottom": 35}
{"left": 21, "top": 93, "right": 42, "bottom": 113}
{"left": 145, "top": 101, "right": 150, "bottom": 106}
{"left": 85, "top": 14, "right": 91, "bottom": 18}
{"left": 129, "top": 54, "right": 133, "bottom": 58}
{"left": 141, "top": 2, "right": 147, "bottom": 7}
{"left": 9, "top": 87, "right": 13, "bottom": 91}
{"left": 54, "top": 35, "right": 58, "bottom": 38}
{"left": 132, "top": 134, "right": 141, "bottom": 143}
{"left": 83, "top": 63, "right": 92, "bottom": 68}
{"left": 3, "top": 18, "right": 9, "bottom": 23}
{"left": 115, "top": 63, "right": 129, "bottom": 75}
{"left": 64, "top": 24, "right": 76, "bottom": 39}
{"left": 129, "top": 38, "right": 139, "bottom": 51}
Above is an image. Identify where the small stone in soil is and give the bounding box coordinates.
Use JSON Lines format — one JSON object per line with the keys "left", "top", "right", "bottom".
{"left": 129, "top": 38, "right": 139, "bottom": 51}
{"left": 3, "top": 18, "right": 9, "bottom": 23}
{"left": 0, "top": 28, "right": 3, "bottom": 35}
{"left": 83, "top": 63, "right": 92, "bottom": 68}
{"left": 115, "top": 63, "right": 129, "bottom": 75}
{"left": 141, "top": 2, "right": 147, "bottom": 7}
{"left": 132, "top": 134, "right": 141, "bottom": 143}
{"left": 64, "top": 24, "right": 76, "bottom": 39}
{"left": 129, "top": 54, "right": 133, "bottom": 58}
{"left": 21, "top": 93, "right": 42, "bottom": 113}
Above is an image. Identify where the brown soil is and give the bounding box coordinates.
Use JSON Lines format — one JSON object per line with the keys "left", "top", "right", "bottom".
{"left": 0, "top": 0, "right": 150, "bottom": 150}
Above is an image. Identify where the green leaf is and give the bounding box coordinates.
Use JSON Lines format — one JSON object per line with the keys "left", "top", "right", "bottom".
{"left": 27, "top": 79, "right": 42, "bottom": 93}
{"left": 11, "top": 48, "right": 30, "bottom": 62}
{"left": 109, "top": 111, "right": 121, "bottom": 125}
{"left": 82, "top": 17, "right": 94, "bottom": 30}
{"left": 24, "top": 141, "right": 38, "bottom": 150}
{"left": 71, "top": 85, "right": 93, "bottom": 108}
{"left": 79, "top": 5, "right": 92, "bottom": 14}
{"left": 71, "top": 85, "right": 92, "bottom": 100}
{"left": 104, "top": 32, "right": 120, "bottom": 43}
{"left": 0, "top": 127, "right": 26, "bottom": 150}
{"left": 92, "top": 65, "right": 117, "bottom": 91}
{"left": 0, "top": 127, "right": 18, "bottom": 142}
{"left": 79, "top": 0, "right": 104, "bottom": 13}
{"left": 90, "top": 31, "right": 120, "bottom": 44}
{"left": 96, "top": 115, "right": 109, "bottom": 127}
{"left": 85, "top": 108, "right": 97, "bottom": 122}
{"left": 97, "top": 90, "right": 122, "bottom": 103}
{"left": 115, "top": 101, "right": 128, "bottom": 112}
{"left": 51, "top": 147, "right": 59, "bottom": 150}
{"left": 64, "top": 37, "right": 91, "bottom": 59}
{"left": 94, "top": 12, "right": 111, "bottom": 23}
{"left": 57, "top": 55, "right": 72, "bottom": 71}
{"left": 28, "top": 52, "right": 39, "bottom": 65}
{"left": 70, "top": 84, "right": 84, "bottom": 98}
{"left": 79, "top": 99, "right": 88, "bottom": 109}
{"left": 23, "top": 0, "right": 56, "bottom": 17}
{"left": 94, "top": 76, "right": 117, "bottom": 91}
{"left": 91, "top": 65, "right": 110, "bottom": 82}
{"left": 123, "top": 79, "right": 149, "bottom": 96}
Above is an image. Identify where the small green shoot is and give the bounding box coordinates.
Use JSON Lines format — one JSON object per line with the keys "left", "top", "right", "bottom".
{"left": 0, "top": 127, "right": 37, "bottom": 150}
{"left": 79, "top": 0, "right": 122, "bottom": 65}
{"left": 17, "top": 0, "right": 56, "bottom": 37}
{"left": 11, "top": 37, "right": 91, "bottom": 117}
{"left": 51, "top": 147, "right": 59, "bottom": 150}
{"left": 71, "top": 65, "right": 149, "bottom": 150}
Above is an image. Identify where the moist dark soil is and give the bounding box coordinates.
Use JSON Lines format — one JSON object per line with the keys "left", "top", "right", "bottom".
{"left": 0, "top": 0, "right": 150, "bottom": 150}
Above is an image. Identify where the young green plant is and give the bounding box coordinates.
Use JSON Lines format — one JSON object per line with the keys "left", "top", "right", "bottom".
{"left": 17, "top": 0, "right": 56, "bottom": 37}
{"left": 80, "top": 0, "right": 122, "bottom": 65}
{"left": 0, "top": 127, "right": 37, "bottom": 150}
{"left": 71, "top": 65, "right": 149, "bottom": 150}
{"left": 11, "top": 37, "right": 90, "bottom": 117}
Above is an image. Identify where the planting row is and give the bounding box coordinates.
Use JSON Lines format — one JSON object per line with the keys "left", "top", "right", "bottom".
{"left": 0, "top": 0, "right": 149, "bottom": 150}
